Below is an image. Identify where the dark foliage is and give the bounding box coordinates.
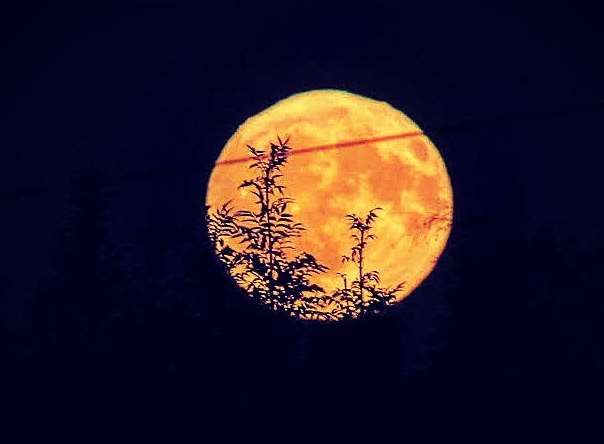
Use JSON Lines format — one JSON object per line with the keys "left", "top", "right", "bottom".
{"left": 207, "top": 138, "right": 330, "bottom": 317}
{"left": 303, "top": 208, "right": 406, "bottom": 320}
{"left": 206, "top": 138, "right": 407, "bottom": 320}
{"left": 31, "top": 170, "right": 131, "bottom": 356}
{"left": 11, "top": 165, "right": 604, "bottom": 437}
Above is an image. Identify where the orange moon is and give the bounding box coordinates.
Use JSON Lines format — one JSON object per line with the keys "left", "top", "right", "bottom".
{"left": 206, "top": 90, "right": 453, "bottom": 312}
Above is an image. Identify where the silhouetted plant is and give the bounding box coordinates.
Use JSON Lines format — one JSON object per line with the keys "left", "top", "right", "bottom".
{"left": 207, "top": 138, "right": 407, "bottom": 320}
{"left": 343, "top": 208, "right": 381, "bottom": 303}
{"left": 207, "top": 137, "right": 328, "bottom": 316}
{"left": 304, "top": 209, "right": 405, "bottom": 320}
{"left": 205, "top": 201, "right": 240, "bottom": 266}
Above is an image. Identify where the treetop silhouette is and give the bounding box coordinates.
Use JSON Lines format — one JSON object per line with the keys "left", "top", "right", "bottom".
{"left": 207, "top": 137, "right": 404, "bottom": 320}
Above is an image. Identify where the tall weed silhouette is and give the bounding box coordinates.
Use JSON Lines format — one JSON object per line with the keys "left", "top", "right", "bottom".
{"left": 207, "top": 137, "right": 403, "bottom": 320}
{"left": 207, "top": 138, "right": 327, "bottom": 317}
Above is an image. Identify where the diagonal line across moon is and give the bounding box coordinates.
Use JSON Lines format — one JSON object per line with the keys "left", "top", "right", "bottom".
{"left": 215, "top": 130, "right": 425, "bottom": 166}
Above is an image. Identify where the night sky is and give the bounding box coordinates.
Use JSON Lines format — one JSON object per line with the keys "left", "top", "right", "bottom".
{"left": 2, "top": 1, "right": 604, "bottom": 438}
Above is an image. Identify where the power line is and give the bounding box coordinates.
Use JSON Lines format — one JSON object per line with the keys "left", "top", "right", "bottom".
{"left": 215, "top": 131, "right": 424, "bottom": 166}
{"left": 2, "top": 100, "right": 604, "bottom": 203}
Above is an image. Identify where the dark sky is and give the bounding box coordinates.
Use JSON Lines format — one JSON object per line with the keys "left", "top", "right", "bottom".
{"left": 2, "top": 2, "right": 603, "bottom": 322}
{"left": 4, "top": 2, "right": 603, "bottom": 321}
{"left": 1, "top": 2, "right": 603, "bottom": 329}
{"left": 2, "top": 0, "right": 604, "bottom": 436}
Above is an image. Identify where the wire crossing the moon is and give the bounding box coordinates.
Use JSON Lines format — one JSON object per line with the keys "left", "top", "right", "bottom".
{"left": 214, "top": 131, "right": 425, "bottom": 166}
{"left": 4, "top": 99, "right": 603, "bottom": 202}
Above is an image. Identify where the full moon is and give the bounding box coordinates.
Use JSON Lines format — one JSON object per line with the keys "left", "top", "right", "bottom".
{"left": 206, "top": 90, "right": 453, "bottom": 319}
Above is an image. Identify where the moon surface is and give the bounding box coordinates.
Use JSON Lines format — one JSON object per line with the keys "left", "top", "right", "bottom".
{"left": 206, "top": 90, "right": 453, "bottom": 311}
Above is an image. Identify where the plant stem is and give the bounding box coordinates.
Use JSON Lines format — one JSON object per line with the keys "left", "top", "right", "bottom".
{"left": 265, "top": 148, "right": 274, "bottom": 297}
{"left": 359, "top": 228, "right": 364, "bottom": 304}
